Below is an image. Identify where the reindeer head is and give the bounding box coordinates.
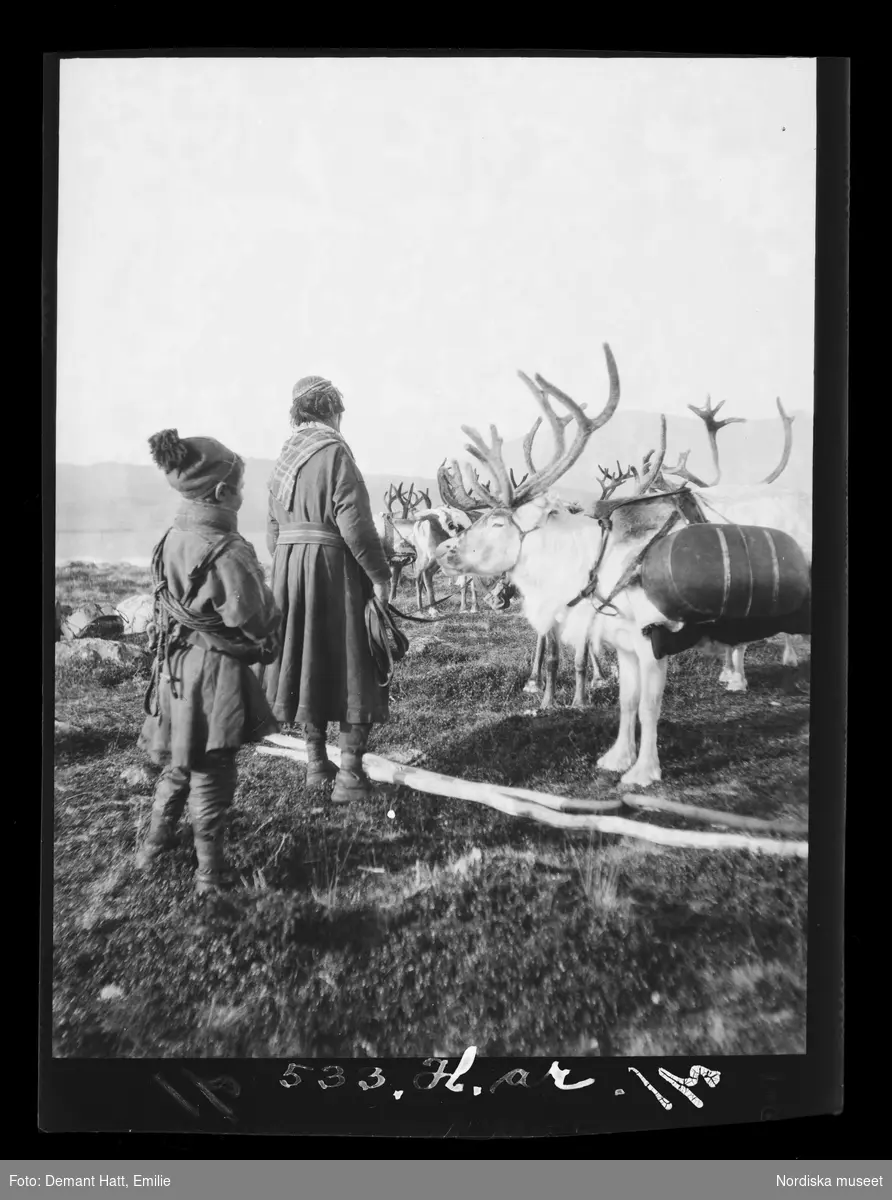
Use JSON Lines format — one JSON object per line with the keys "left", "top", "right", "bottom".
{"left": 436, "top": 343, "right": 621, "bottom": 577}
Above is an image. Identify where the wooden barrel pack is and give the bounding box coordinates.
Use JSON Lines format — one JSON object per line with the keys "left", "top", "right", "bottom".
{"left": 640, "top": 523, "right": 810, "bottom": 625}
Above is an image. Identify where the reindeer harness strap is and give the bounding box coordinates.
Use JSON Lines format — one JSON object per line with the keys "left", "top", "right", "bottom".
{"left": 566, "top": 500, "right": 686, "bottom": 615}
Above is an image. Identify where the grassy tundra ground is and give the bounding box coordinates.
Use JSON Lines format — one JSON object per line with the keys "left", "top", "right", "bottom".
{"left": 52, "top": 561, "right": 809, "bottom": 1059}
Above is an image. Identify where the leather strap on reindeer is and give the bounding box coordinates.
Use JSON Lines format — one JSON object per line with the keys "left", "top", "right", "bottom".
{"left": 567, "top": 503, "right": 685, "bottom": 615}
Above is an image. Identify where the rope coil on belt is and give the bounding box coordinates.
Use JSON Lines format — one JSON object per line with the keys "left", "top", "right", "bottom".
{"left": 143, "top": 531, "right": 242, "bottom": 719}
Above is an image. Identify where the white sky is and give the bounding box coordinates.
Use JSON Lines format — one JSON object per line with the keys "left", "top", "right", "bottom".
{"left": 56, "top": 56, "right": 817, "bottom": 474}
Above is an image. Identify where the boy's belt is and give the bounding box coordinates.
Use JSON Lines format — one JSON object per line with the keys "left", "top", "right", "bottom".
{"left": 276, "top": 522, "right": 346, "bottom": 549}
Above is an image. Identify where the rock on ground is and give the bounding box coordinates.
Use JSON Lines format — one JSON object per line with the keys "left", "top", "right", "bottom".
{"left": 115, "top": 594, "right": 155, "bottom": 634}
{"left": 55, "top": 639, "right": 147, "bottom": 667}
{"left": 120, "top": 765, "right": 155, "bottom": 790}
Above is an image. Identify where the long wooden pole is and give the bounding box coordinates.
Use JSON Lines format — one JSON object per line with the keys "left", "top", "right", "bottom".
{"left": 257, "top": 736, "right": 808, "bottom": 859}
{"left": 260, "top": 734, "right": 623, "bottom": 814}
{"left": 620, "top": 794, "right": 808, "bottom": 836}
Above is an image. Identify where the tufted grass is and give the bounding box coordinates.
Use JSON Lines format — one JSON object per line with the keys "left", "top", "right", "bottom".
{"left": 51, "top": 564, "right": 809, "bottom": 1058}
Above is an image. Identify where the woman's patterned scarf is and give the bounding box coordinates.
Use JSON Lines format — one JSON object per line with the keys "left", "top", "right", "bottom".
{"left": 268, "top": 421, "right": 355, "bottom": 511}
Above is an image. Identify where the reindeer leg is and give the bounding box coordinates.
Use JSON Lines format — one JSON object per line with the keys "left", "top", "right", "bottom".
{"left": 390, "top": 564, "right": 402, "bottom": 605}
{"left": 597, "top": 646, "right": 640, "bottom": 774}
{"left": 458, "top": 575, "right": 468, "bottom": 614}
{"left": 416, "top": 572, "right": 424, "bottom": 614}
{"left": 781, "top": 634, "right": 799, "bottom": 668}
{"left": 524, "top": 634, "right": 546, "bottom": 695}
{"left": 540, "top": 629, "right": 559, "bottom": 710}
{"left": 469, "top": 578, "right": 478, "bottom": 614}
{"left": 588, "top": 642, "right": 609, "bottom": 692}
{"left": 620, "top": 637, "right": 668, "bottom": 787}
{"left": 725, "top": 645, "right": 748, "bottom": 693}
{"left": 427, "top": 567, "right": 440, "bottom": 618}
{"left": 571, "top": 640, "right": 587, "bottom": 708}
{"left": 718, "top": 645, "right": 734, "bottom": 685}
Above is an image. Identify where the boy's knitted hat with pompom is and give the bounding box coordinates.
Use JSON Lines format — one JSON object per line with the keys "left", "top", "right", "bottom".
{"left": 147, "top": 429, "right": 242, "bottom": 499}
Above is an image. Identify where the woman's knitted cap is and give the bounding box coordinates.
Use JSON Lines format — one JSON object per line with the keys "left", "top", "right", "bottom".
{"left": 290, "top": 376, "right": 345, "bottom": 423}
{"left": 147, "top": 429, "right": 242, "bottom": 499}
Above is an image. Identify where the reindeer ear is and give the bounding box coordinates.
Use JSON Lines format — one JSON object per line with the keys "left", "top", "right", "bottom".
{"left": 538, "top": 491, "right": 565, "bottom": 520}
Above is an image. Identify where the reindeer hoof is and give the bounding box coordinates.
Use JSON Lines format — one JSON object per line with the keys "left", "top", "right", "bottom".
{"left": 597, "top": 749, "right": 634, "bottom": 773}
{"left": 725, "top": 679, "right": 747, "bottom": 693}
{"left": 620, "top": 764, "right": 662, "bottom": 787}
{"left": 522, "top": 680, "right": 540, "bottom": 695}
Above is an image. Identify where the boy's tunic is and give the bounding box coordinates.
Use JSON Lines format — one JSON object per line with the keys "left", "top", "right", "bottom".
{"left": 260, "top": 440, "right": 392, "bottom": 726}
{"left": 140, "top": 503, "right": 280, "bottom": 770}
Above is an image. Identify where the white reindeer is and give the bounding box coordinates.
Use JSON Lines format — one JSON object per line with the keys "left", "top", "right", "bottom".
{"left": 436, "top": 342, "right": 810, "bottom": 787}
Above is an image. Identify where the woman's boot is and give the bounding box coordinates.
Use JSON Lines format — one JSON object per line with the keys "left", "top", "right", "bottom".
{"left": 304, "top": 722, "right": 337, "bottom": 791}
{"left": 331, "top": 722, "right": 373, "bottom": 803}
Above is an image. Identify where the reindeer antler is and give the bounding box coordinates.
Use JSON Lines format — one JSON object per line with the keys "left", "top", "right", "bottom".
{"left": 597, "top": 461, "right": 637, "bottom": 499}
{"left": 445, "top": 343, "right": 618, "bottom": 511}
{"left": 437, "top": 460, "right": 497, "bottom": 512}
{"left": 384, "top": 483, "right": 400, "bottom": 515}
{"left": 394, "top": 482, "right": 413, "bottom": 519}
{"left": 762, "top": 397, "right": 794, "bottom": 484}
{"left": 662, "top": 448, "right": 710, "bottom": 489}
{"left": 632, "top": 414, "right": 668, "bottom": 495}
{"left": 417, "top": 486, "right": 433, "bottom": 510}
{"left": 509, "top": 345, "right": 619, "bottom": 504}
{"left": 680, "top": 394, "right": 746, "bottom": 488}
{"left": 520, "top": 399, "right": 588, "bottom": 479}
{"left": 461, "top": 423, "right": 516, "bottom": 506}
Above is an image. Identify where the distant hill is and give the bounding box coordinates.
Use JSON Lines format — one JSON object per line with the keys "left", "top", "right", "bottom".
{"left": 55, "top": 408, "right": 812, "bottom": 540}
{"left": 54, "top": 463, "right": 600, "bottom": 538}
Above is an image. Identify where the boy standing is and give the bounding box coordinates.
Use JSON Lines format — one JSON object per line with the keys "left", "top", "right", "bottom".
{"left": 137, "top": 429, "right": 281, "bottom": 894}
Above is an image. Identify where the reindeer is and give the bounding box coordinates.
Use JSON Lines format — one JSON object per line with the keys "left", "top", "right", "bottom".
{"left": 484, "top": 547, "right": 616, "bottom": 708}
{"left": 403, "top": 466, "right": 523, "bottom": 618}
{"left": 436, "top": 343, "right": 810, "bottom": 784}
{"left": 476, "top": 447, "right": 623, "bottom": 710}
{"left": 410, "top": 502, "right": 480, "bottom": 616}
{"left": 373, "top": 482, "right": 429, "bottom": 603}
{"left": 434, "top": 343, "right": 676, "bottom": 785}
{"left": 642, "top": 396, "right": 811, "bottom": 692}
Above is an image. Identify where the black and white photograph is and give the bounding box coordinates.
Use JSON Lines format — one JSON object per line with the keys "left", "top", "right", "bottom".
{"left": 49, "top": 53, "right": 829, "bottom": 1071}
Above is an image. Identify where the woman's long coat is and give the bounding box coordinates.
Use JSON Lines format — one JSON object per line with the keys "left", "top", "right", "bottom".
{"left": 259, "top": 441, "right": 393, "bottom": 726}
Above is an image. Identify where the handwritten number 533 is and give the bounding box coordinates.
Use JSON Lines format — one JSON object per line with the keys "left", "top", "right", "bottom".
{"left": 279, "top": 1064, "right": 386, "bottom": 1091}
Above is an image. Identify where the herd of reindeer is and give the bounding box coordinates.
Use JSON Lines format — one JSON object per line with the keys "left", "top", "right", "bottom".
{"left": 372, "top": 343, "right": 812, "bottom": 788}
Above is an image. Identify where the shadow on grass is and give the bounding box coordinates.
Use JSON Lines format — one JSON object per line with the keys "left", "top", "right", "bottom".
{"left": 55, "top": 724, "right": 141, "bottom": 762}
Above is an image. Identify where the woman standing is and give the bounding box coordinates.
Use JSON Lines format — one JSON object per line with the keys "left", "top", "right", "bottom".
{"left": 260, "top": 376, "right": 392, "bottom": 802}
